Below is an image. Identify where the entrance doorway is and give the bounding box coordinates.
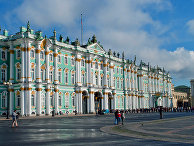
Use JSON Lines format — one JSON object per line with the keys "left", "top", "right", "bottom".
{"left": 82, "top": 91, "right": 88, "bottom": 114}
{"left": 94, "top": 92, "right": 102, "bottom": 113}
{"left": 108, "top": 93, "right": 113, "bottom": 111}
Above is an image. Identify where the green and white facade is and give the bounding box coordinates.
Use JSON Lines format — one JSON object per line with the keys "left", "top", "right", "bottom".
{"left": 0, "top": 23, "right": 172, "bottom": 116}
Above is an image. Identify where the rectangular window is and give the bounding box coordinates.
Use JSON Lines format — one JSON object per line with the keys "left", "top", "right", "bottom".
{"left": 2, "top": 96, "right": 6, "bottom": 107}
{"left": 65, "top": 72, "right": 68, "bottom": 83}
{"left": 65, "top": 94, "right": 69, "bottom": 107}
{"left": 17, "top": 96, "right": 21, "bottom": 107}
{"left": 17, "top": 68, "right": 21, "bottom": 80}
{"left": 71, "top": 58, "right": 75, "bottom": 66}
{"left": 31, "top": 95, "right": 35, "bottom": 106}
{"left": 17, "top": 50, "right": 21, "bottom": 58}
{"left": 65, "top": 57, "right": 68, "bottom": 64}
{"left": 58, "top": 71, "right": 62, "bottom": 83}
{"left": 58, "top": 96, "right": 62, "bottom": 106}
{"left": 58, "top": 55, "right": 61, "bottom": 63}
{"left": 49, "top": 71, "right": 53, "bottom": 82}
{"left": 49, "top": 54, "right": 53, "bottom": 61}
{"left": 50, "top": 96, "right": 54, "bottom": 106}
{"left": 1, "top": 69, "right": 5, "bottom": 81}
{"left": 40, "top": 51, "right": 44, "bottom": 60}
{"left": 31, "top": 68, "right": 35, "bottom": 80}
{"left": 71, "top": 73, "right": 75, "bottom": 84}
{"left": 30, "top": 50, "right": 35, "bottom": 58}
{"left": 1, "top": 51, "right": 6, "bottom": 60}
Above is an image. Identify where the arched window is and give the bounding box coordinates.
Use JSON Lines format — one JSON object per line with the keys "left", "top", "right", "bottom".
{"left": 41, "top": 69, "right": 45, "bottom": 81}
{"left": 58, "top": 71, "right": 62, "bottom": 83}
{"left": 95, "top": 62, "right": 98, "bottom": 69}
{"left": 100, "top": 63, "right": 103, "bottom": 70}
{"left": 121, "top": 79, "right": 123, "bottom": 89}
{"left": 50, "top": 95, "right": 54, "bottom": 106}
{"left": 17, "top": 50, "right": 21, "bottom": 58}
{"left": 100, "top": 76, "right": 103, "bottom": 86}
{"left": 65, "top": 93, "right": 69, "bottom": 107}
{"left": 31, "top": 95, "right": 35, "bottom": 106}
{"left": 121, "top": 69, "right": 123, "bottom": 74}
{"left": 16, "top": 68, "right": 21, "bottom": 81}
{"left": 49, "top": 54, "right": 53, "bottom": 61}
{"left": 58, "top": 95, "right": 62, "bottom": 106}
{"left": 49, "top": 70, "right": 53, "bottom": 82}
{"left": 71, "top": 58, "right": 75, "bottom": 66}
{"left": 30, "top": 50, "right": 35, "bottom": 58}
{"left": 40, "top": 51, "right": 44, "bottom": 59}
{"left": 117, "top": 78, "right": 119, "bottom": 88}
{"left": 31, "top": 68, "right": 35, "bottom": 80}
{"left": 81, "top": 73, "right": 85, "bottom": 84}
{"left": 117, "top": 68, "right": 119, "bottom": 74}
{"left": 16, "top": 95, "right": 21, "bottom": 107}
{"left": 72, "top": 96, "right": 75, "bottom": 106}
{"left": 64, "top": 56, "right": 68, "bottom": 64}
{"left": 107, "top": 77, "right": 110, "bottom": 87}
{"left": 2, "top": 95, "right": 6, "bottom": 108}
{"left": 71, "top": 72, "right": 75, "bottom": 84}
{"left": 81, "top": 59, "right": 85, "bottom": 67}
{"left": 65, "top": 71, "right": 68, "bottom": 84}
{"left": 1, "top": 50, "right": 6, "bottom": 60}
{"left": 95, "top": 74, "right": 98, "bottom": 85}
{"left": 1, "top": 69, "right": 6, "bottom": 81}
{"left": 58, "top": 55, "right": 61, "bottom": 63}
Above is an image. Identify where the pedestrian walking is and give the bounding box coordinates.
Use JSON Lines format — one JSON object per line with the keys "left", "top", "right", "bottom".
{"left": 121, "top": 110, "right": 125, "bottom": 125}
{"left": 12, "top": 110, "right": 18, "bottom": 128}
{"left": 114, "top": 110, "right": 118, "bottom": 125}
{"left": 117, "top": 110, "right": 121, "bottom": 125}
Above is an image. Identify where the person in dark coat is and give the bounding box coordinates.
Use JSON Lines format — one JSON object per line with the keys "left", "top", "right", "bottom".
{"left": 114, "top": 110, "right": 118, "bottom": 125}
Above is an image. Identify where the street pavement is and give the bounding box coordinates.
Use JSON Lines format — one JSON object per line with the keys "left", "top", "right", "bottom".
{"left": 0, "top": 112, "right": 194, "bottom": 146}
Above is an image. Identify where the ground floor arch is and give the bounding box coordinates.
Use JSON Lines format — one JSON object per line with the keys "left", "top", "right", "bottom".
{"left": 94, "top": 92, "right": 102, "bottom": 113}
{"left": 82, "top": 90, "right": 88, "bottom": 114}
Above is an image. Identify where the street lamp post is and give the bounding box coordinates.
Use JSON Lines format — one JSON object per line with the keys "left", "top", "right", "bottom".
{"left": 3, "top": 82, "right": 12, "bottom": 119}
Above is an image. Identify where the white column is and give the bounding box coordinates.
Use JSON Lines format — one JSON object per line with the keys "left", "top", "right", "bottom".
{"left": 79, "top": 91, "right": 82, "bottom": 114}
{"left": 46, "top": 84, "right": 51, "bottom": 115}
{"left": 86, "top": 56, "right": 92, "bottom": 87}
{"left": 75, "top": 91, "right": 79, "bottom": 113}
{"left": 103, "top": 91, "right": 108, "bottom": 110}
{"left": 113, "top": 92, "right": 116, "bottom": 110}
{"left": 103, "top": 59, "right": 108, "bottom": 88}
{"left": 9, "top": 43, "right": 14, "bottom": 83}
{"left": 36, "top": 84, "right": 41, "bottom": 116}
{"left": 54, "top": 86, "right": 59, "bottom": 114}
{"left": 54, "top": 46, "right": 58, "bottom": 84}
{"left": 27, "top": 87, "right": 31, "bottom": 116}
{"left": 9, "top": 88, "right": 14, "bottom": 114}
{"left": 21, "top": 43, "right": 26, "bottom": 82}
{"left": 89, "top": 91, "right": 95, "bottom": 113}
{"left": 135, "top": 69, "right": 139, "bottom": 109}
{"left": 110, "top": 63, "right": 114, "bottom": 88}
{"left": 45, "top": 45, "right": 50, "bottom": 83}
{"left": 36, "top": 41, "right": 41, "bottom": 83}
{"left": 76, "top": 54, "right": 82, "bottom": 86}
{"left": 20, "top": 86, "right": 25, "bottom": 116}
{"left": 26, "top": 41, "right": 31, "bottom": 82}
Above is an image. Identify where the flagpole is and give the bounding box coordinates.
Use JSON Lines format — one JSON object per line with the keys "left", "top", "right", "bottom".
{"left": 81, "top": 14, "right": 83, "bottom": 46}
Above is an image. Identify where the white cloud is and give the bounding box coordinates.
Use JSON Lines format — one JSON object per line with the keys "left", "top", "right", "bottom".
{"left": 4, "top": 0, "right": 193, "bottom": 85}
{"left": 187, "top": 19, "right": 194, "bottom": 35}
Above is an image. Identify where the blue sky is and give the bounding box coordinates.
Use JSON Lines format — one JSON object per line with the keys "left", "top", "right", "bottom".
{"left": 1, "top": 0, "right": 194, "bottom": 87}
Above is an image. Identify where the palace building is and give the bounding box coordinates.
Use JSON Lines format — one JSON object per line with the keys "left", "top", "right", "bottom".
{"left": 0, "top": 22, "right": 172, "bottom": 116}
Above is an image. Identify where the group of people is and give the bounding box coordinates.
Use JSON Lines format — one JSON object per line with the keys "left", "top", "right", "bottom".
{"left": 114, "top": 110, "right": 125, "bottom": 125}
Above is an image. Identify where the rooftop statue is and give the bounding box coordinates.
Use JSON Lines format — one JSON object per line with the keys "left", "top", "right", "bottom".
{"left": 91, "top": 35, "right": 97, "bottom": 43}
